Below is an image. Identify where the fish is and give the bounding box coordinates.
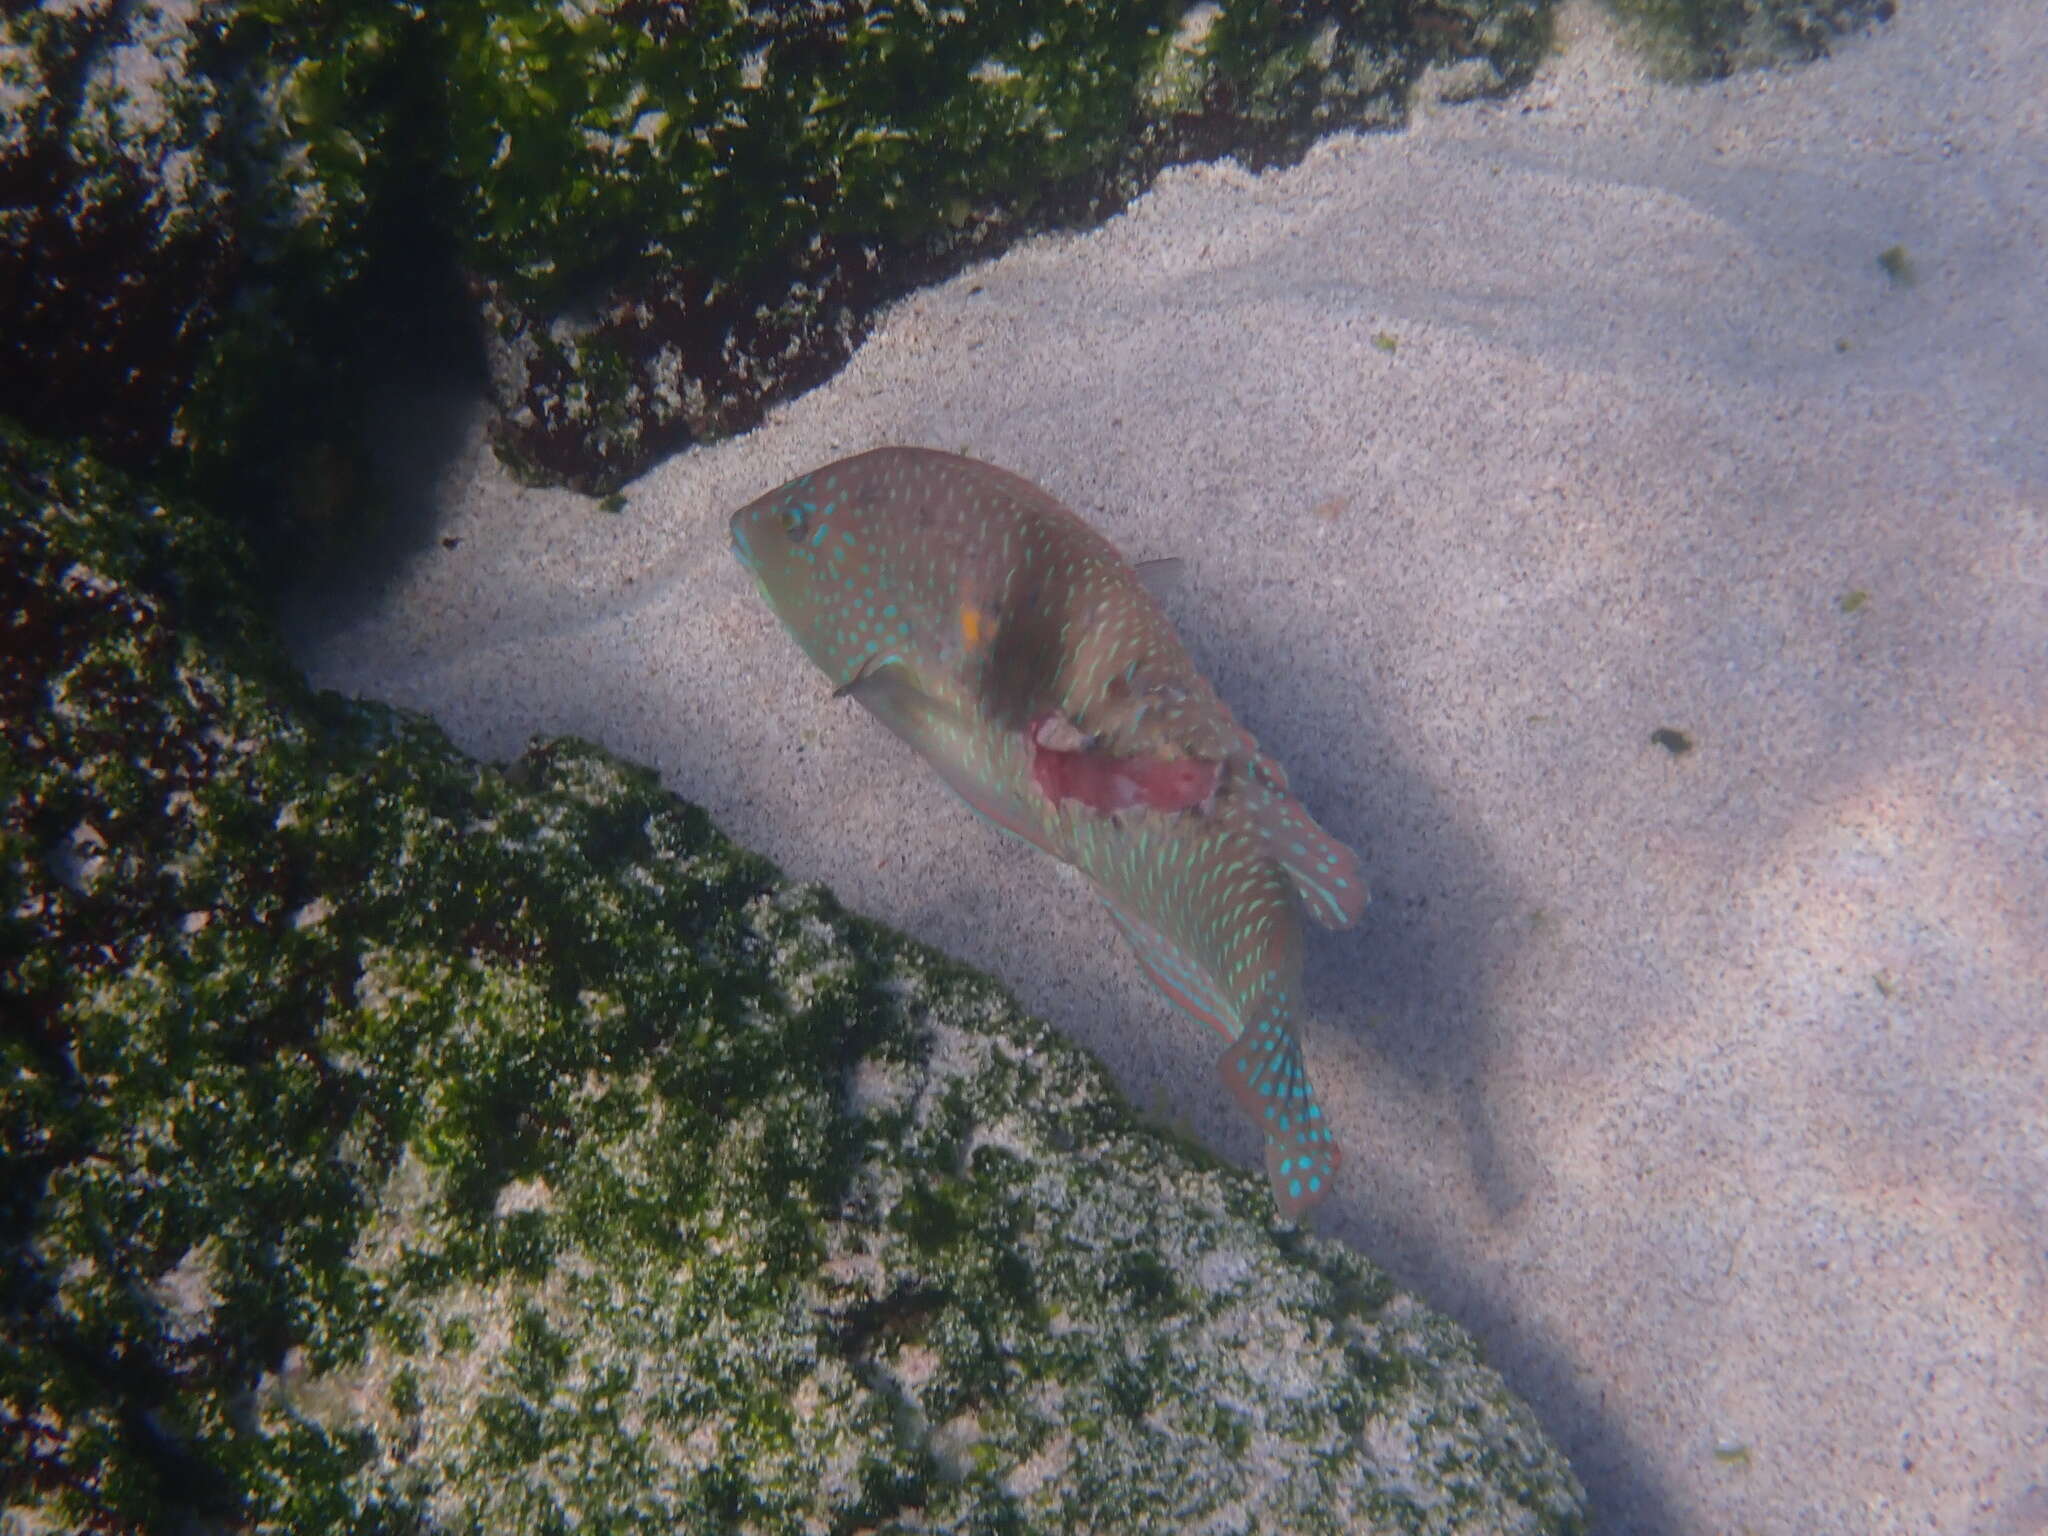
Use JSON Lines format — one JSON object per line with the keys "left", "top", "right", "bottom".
{"left": 728, "top": 447, "right": 1365, "bottom": 1216}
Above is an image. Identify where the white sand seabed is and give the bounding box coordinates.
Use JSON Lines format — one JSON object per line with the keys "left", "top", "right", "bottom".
{"left": 295, "top": 3, "right": 2047, "bottom": 1532}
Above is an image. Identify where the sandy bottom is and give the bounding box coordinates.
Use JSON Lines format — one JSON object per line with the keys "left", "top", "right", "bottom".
{"left": 296, "top": 4, "right": 2047, "bottom": 1531}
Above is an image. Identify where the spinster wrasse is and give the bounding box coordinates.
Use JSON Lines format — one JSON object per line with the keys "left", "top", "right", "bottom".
{"left": 729, "top": 447, "right": 1365, "bottom": 1215}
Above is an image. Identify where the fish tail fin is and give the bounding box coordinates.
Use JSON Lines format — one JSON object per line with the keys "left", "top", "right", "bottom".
{"left": 1217, "top": 1004, "right": 1339, "bottom": 1215}
{"left": 1265, "top": 1132, "right": 1338, "bottom": 1219}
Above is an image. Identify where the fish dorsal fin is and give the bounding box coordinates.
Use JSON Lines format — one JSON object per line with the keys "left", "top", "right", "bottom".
{"left": 1239, "top": 770, "right": 1367, "bottom": 930}
{"left": 1131, "top": 556, "right": 1186, "bottom": 600}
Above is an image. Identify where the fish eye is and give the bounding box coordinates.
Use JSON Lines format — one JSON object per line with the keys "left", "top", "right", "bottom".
{"left": 781, "top": 503, "right": 807, "bottom": 542}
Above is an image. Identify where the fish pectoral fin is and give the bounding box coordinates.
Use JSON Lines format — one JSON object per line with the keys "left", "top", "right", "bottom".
{"left": 837, "top": 656, "right": 1064, "bottom": 860}
{"left": 834, "top": 653, "right": 958, "bottom": 738}
{"left": 833, "top": 651, "right": 904, "bottom": 699}
{"left": 1218, "top": 1023, "right": 1339, "bottom": 1214}
{"left": 832, "top": 654, "right": 956, "bottom": 757}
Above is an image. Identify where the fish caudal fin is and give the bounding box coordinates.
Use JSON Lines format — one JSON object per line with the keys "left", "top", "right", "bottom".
{"left": 1265, "top": 1133, "right": 1338, "bottom": 1219}
{"left": 1217, "top": 1016, "right": 1340, "bottom": 1213}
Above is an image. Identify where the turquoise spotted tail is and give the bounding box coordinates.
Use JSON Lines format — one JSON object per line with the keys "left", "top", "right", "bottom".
{"left": 1220, "top": 1011, "right": 1339, "bottom": 1217}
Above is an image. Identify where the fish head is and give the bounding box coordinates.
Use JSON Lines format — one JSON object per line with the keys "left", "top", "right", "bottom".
{"left": 727, "top": 474, "right": 867, "bottom": 670}
{"left": 727, "top": 488, "right": 810, "bottom": 604}
{"left": 730, "top": 455, "right": 1012, "bottom": 697}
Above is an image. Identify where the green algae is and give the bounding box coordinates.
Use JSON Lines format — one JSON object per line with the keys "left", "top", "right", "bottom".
{"left": 0, "top": 1, "right": 453, "bottom": 575}
{"left": 1878, "top": 243, "right": 1917, "bottom": 286}
{"left": 1601, "top": 0, "right": 1894, "bottom": 79}
{"left": 431, "top": 0, "right": 1552, "bottom": 490}
{"left": 433, "top": 0, "right": 1545, "bottom": 313}
{"left": 1, "top": 424, "right": 1587, "bottom": 1531}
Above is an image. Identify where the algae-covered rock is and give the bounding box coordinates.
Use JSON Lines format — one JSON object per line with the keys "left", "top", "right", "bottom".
{"left": 0, "top": 0, "right": 431, "bottom": 545}
{"left": 1602, "top": 0, "right": 1895, "bottom": 77}
{"left": 0, "top": 0, "right": 241, "bottom": 473}
{"left": 1, "top": 0, "right": 1899, "bottom": 525}
{"left": 0, "top": 1, "right": 1558, "bottom": 511}
{"left": 445, "top": 0, "right": 1554, "bottom": 491}
{"left": 0, "top": 426, "right": 1587, "bottom": 1532}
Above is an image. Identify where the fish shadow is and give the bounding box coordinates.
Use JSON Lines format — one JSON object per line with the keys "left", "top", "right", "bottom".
{"left": 1166, "top": 578, "right": 1524, "bottom": 1221}
{"left": 1174, "top": 575, "right": 1678, "bottom": 1536}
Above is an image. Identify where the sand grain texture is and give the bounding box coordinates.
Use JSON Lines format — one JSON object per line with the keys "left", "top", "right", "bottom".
{"left": 299, "top": 4, "right": 2048, "bottom": 1531}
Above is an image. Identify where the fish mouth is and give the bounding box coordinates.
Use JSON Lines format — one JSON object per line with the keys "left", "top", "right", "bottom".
{"left": 728, "top": 508, "right": 756, "bottom": 569}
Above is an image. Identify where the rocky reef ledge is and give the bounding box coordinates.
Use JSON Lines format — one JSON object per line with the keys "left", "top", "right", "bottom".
{"left": 0, "top": 429, "right": 1584, "bottom": 1530}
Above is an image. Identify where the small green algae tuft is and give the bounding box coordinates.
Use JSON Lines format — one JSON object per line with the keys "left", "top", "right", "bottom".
{"left": 1651, "top": 727, "right": 1695, "bottom": 756}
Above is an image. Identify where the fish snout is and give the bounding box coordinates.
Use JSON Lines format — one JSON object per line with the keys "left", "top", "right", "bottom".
{"left": 728, "top": 505, "right": 763, "bottom": 573}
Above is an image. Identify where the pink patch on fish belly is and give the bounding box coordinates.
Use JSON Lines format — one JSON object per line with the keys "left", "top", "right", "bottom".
{"left": 1028, "top": 714, "right": 1219, "bottom": 815}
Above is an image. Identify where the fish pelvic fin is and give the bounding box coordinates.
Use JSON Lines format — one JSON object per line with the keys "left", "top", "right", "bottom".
{"left": 1218, "top": 1010, "right": 1340, "bottom": 1214}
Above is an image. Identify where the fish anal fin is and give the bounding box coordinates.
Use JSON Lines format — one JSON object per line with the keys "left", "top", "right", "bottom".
{"left": 1099, "top": 897, "right": 1239, "bottom": 1041}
